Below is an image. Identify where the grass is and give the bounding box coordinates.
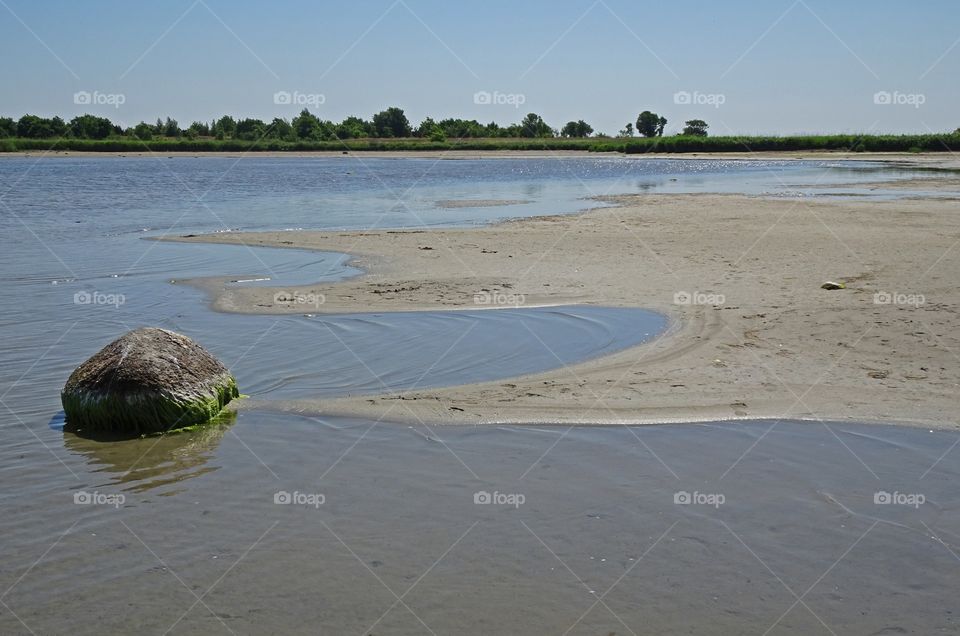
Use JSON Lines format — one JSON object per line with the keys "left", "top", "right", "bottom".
{"left": 1, "top": 133, "right": 958, "bottom": 154}
{"left": 608, "top": 133, "right": 960, "bottom": 154}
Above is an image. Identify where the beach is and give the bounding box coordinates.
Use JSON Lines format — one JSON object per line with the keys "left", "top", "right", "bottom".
{"left": 168, "top": 183, "right": 960, "bottom": 429}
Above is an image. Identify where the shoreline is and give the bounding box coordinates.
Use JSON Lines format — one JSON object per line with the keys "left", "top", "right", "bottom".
{"left": 163, "top": 184, "right": 960, "bottom": 430}
{"left": 3, "top": 149, "right": 960, "bottom": 168}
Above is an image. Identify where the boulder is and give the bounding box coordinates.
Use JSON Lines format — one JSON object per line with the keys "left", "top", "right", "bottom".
{"left": 61, "top": 328, "right": 238, "bottom": 435}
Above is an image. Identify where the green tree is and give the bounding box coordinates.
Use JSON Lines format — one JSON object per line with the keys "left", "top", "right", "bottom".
{"left": 636, "top": 111, "right": 667, "bottom": 137}
{"left": 68, "top": 114, "right": 114, "bottom": 139}
{"left": 266, "top": 117, "right": 293, "bottom": 140}
{"left": 16, "top": 115, "right": 66, "bottom": 138}
{"left": 213, "top": 115, "right": 237, "bottom": 138}
{"left": 335, "top": 116, "right": 371, "bottom": 139}
{"left": 682, "top": 119, "right": 709, "bottom": 137}
{"left": 132, "top": 122, "right": 154, "bottom": 140}
{"left": 371, "top": 107, "right": 411, "bottom": 138}
{"left": 437, "top": 118, "right": 485, "bottom": 138}
{"left": 414, "top": 117, "right": 437, "bottom": 138}
{"left": 187, "top": 121, "right": 211, "bottom": 136}
{"left": 413, "top": 117, "right": 433, "bottom": 137}
{"left": 163, "top": 117, "right": 181, "bottom": 137}
{"left": 292, "top": 109, "right": 318, "bottom": 139}
{"left": 519, "top": 113, "right": 552, "bottom": 138}
{"left": 560, "top": 120, "right": 593, "bottom": 138}
{"left": 617, "top": 122, "right": 634, "bottom": 137}
{"left": 0, "top": 117, "right": 15, "bottom": 137}
{"left": 235, "top": 118, "right": 266, "bottom": 140}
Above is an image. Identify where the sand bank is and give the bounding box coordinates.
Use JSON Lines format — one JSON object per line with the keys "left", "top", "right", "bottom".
{"left": 166, "top": 188, "right": 960, "bottom": 429}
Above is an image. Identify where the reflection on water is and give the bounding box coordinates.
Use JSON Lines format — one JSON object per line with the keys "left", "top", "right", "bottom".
{"left": 61, "top": 412, "right": 235, "bottom": 494}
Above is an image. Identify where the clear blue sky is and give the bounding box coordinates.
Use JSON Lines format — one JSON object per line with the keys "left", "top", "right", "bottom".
{"left": 1, "top": 0, "right": 957, "bottom": 135}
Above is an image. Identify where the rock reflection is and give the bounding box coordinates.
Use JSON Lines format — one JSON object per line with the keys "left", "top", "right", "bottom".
{"left": 62, "top": 411, "right": 236, "bottom": 493}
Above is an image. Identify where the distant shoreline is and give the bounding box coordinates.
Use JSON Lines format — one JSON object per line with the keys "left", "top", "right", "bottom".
{"left": 2, "top": 131, "right": 959, "bottom": 157}
{"left": 4, "top": 149, "right": 960, "bottom": 169}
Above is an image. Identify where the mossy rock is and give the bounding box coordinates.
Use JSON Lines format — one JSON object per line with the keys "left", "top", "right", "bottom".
{"left": 61, "top": 327, "right": 239, "bottom": 436}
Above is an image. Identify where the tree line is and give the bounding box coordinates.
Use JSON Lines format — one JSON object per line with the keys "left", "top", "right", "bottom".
{"left": 0, "top": 108, "right": 712, "bottom": 141}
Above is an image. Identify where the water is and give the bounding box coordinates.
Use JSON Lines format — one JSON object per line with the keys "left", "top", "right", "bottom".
{"left": 0, "top": 156, "right": 953, "bottom": 634}
{"left": 3, "top": 414, "right": 957, "bottom": 634}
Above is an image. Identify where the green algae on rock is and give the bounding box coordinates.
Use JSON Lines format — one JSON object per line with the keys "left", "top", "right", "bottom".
{"left": 61, "top": 327, "right": 239, "bottom": 435}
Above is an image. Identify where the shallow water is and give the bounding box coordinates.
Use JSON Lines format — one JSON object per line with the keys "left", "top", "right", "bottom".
{"left": 3, "top": 414, "right": 958, "bottom": 634}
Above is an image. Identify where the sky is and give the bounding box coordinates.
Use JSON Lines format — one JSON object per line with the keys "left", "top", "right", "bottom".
{"left": 1, "top": 0, "right": 957, "bottom": 135}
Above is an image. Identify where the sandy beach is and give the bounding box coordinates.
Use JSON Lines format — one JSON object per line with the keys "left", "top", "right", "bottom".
{"left": 166, "top": 181, "right": 960, "bottom": 429}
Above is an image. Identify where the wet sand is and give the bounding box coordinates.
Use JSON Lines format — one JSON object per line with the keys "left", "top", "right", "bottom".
{"left": 166, "top": 188, "right": 960, "bottom": 429}
{"left": 434, "top": 198, "right": 532, "bottom": 208}
{"left": 5, "top": 414, "right": 957, "bottom": 634}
